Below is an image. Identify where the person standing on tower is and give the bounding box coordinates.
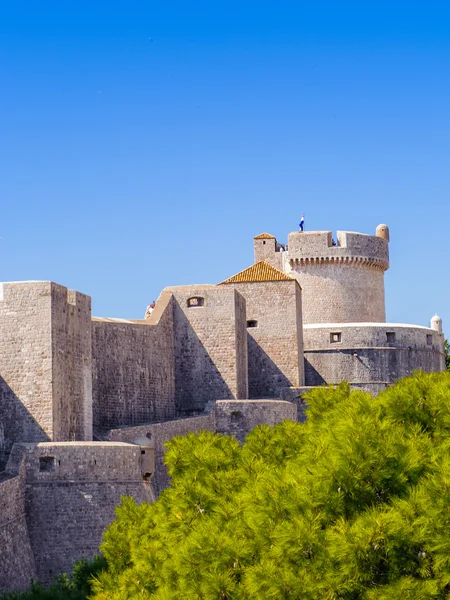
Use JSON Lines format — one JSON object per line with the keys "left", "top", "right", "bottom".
{"left": 299, "top": 214, "right": 305, "bottom": 232}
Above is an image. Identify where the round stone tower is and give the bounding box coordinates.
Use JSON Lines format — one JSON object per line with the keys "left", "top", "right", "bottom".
{"left": 283, "top": 225, "right": 390, "bottom": 324}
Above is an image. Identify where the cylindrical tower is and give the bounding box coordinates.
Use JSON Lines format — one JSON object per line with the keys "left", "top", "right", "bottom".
{"left": 285, "top": 226, "right": 390, "bottom": 324}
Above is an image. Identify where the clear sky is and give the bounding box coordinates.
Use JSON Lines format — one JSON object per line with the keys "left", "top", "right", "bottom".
{"left": 1, "top": 1, "right": 449, "bottom": 328}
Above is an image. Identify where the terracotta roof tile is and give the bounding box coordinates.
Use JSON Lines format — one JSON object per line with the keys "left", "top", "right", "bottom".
{"left": 254, "top": 232, "right": 275, "bottom": 240}
{"left": 220, "top": 260, "right": 295, "bottom": 284}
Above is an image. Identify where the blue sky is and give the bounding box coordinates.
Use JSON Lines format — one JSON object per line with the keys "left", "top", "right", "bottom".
{"left": 1, "top": 1, "right": 449, "bottom": 328}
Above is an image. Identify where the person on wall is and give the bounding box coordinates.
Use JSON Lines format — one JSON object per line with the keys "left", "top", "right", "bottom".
{"left": 299, "top": 214, "right": 305, "bottom": 232}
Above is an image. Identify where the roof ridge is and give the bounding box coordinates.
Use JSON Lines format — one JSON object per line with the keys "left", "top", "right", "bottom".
{"left": 254, "top": 232, "right": 275, "bottom": 240}
{"left": 220, "top": 260, "right": 295, "bottom": 284}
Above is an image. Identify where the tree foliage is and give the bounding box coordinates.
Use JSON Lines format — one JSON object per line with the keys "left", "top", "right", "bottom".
{"left": 88, "top": 371, "right": 450, "bottom": 599}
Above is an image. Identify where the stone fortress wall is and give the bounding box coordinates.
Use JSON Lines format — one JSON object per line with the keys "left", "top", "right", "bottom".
{"left": 0, "top": 282, "right": 93, "bottom": 470}
{"left": 0, "top": 472, "right": 36, "bottom": 591}
{"left": 219, "top": 280, "right": 304, "bottom": 396}
{"left": 92, "top": 291, "right": 176, "bottom": 430}
{"left": 303, "top": 323, "right": 444, "bottom": 387}
{"left": 0, "top": 222, "right": 445, "bottom": 593}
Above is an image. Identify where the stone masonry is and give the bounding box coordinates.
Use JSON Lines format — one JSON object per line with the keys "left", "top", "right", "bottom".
{"left": 0, "top": 222, "right": 445, "bottom": 592}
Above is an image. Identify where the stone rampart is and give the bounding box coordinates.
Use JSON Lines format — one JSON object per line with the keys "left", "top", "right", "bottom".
{"left": 214, "top": 399, "right": 297, "bottom": 442}
{"left": 223, "top": 280, "right": 304, "bottom": 397}
{"left": 0, "top": 282, "right": 93, "bottom": 469}
{"left": 6, "top": 442, "right": 148, "bottom": 585}
{"left": 51, "top": 286, "right": 93, "bottom": 441}
{"left": 304, "top": 323, "right": 444, "bottom": 387}
{"left": 169, "top": 286, "right": 248, "bottom": 412}
{"left": 92, "top": 292, "right": 176, "bottom": 429}
{"left": 0, "top": 473, "right": 36, "bottom": 592}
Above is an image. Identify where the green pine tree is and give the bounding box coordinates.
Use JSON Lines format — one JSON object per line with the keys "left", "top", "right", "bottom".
{"left": 89, "top": 371, "right": 450, "bottom": 599}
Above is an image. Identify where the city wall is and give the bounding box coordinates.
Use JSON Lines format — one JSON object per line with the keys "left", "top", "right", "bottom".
{"left": 51, "top": 286, "right": 93, "bottom": 441}
{"left": 92, "top": 292, "right": 176, "bottom": 430}
{"left": 221, "top": 280, "right": 304, "bottom": 397}
{"left": 6, "top": 442, "right": 149, "bottom": 585}
{"left": 169, "top": 286, "right": 248, "bottom": 413}
{"left": 0, "top": 473, "right": 36, "bottom": 591}
{"left": 0, "top": 282, "right": 93, "bottom": 470}
{"left": 303, "top": 324, "right": 444, "bottom": 387}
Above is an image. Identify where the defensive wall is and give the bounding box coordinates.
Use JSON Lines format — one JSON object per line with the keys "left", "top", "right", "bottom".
{"left": 0, "top": 472, "right": 36, "bottom": 591}
{"left": 0, "top": 222, "right": 446, "bottom": 594}
{"left": 168, "top": 285, "right": 249, "bottom": 412}
{"left": 219, "top": 275, "right": 305, "bottom": 396}
{"left": 303, "top": 323, "right": 444, "bottom": 389}
{"left": 92, "top": 291, "right": 176, "bottom": 430}
{"left": 0, "top": 399, "right": 296, "bottom": 593}
{"left": 104, "top": 399, "right": 296, "bottom": 491}
{"left": 0, "top": 282, "right": 92, "bottom": 470}
{"left": 3, "top": 442, "right": 149, "bottom": 587}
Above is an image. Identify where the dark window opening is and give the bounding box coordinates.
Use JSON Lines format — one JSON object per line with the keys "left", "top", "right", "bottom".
{"left": 187, "top": 296, "right": 205, "bottom": 308}
{"left": 330, "top": 332, "right": 342, "bottom": 343}
{"left": 39, "top": 457, "right": 55, "bottom": 472}
{"left": 427, "top": 334, "right": 433, "bottom": 346}
{"left": 386, "top": 332, "right": 396, "bottom": 343}
{"left": 247, "top": 320, "right": 258, "bottom": 328}
{"left": 262, "top": 241, "right": 266, "bottom": 245}
{"left": 141, "top": 449, "right": 146, "bottom": 455}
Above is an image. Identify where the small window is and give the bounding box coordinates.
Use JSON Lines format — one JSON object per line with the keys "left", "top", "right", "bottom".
{"left": 427, "top": 334, "right": 433, "bottom": 346}
{"left": 247, "top": 320, "right": 258, "bottom": 328}
{"left": 187, "top": 296, "right": 204, "bottom": 308}
{"left": 386, "top": 332, "right": 396, "bottom": 343}
{"left": 263, "top": 241, "right": 266, "bottom": 245}
{"left": 330, "top": 332, "right": 341, "bottom": 343}
{"left": 39, "top": 457, "right": 55, "bottom": 472}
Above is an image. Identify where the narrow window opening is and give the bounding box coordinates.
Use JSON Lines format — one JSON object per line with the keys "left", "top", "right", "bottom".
{"left": 247, "top": 320, "right": 258, "bottom": 328}
{"left": 187, "top": 296, "right": 204, "bottom": 308}
{"left": 39, "top": 457, "right": 55, "bottom": 472}
{"left": 386, "top": 332, "right": 396, "bottom": 343}
{"left": 427, "top": 334, "right": 433, "bottom": 346}
{"left": 141, "top": 449, "right": 146, "bottom": 455}
{"left": 263, "top": 241, "right": 266, "bottom": 245}
{"left": 330, "top": 332, "right": 342, "bottom": 343}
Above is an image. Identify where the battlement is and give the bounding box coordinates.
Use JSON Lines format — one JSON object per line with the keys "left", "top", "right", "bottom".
{"left": 286, "top": 230, "right": 389, "bottom": 271}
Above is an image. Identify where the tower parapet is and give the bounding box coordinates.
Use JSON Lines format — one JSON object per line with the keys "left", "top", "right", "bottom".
{"left": 287, "top": 230, "right": 389, "bottom": 271}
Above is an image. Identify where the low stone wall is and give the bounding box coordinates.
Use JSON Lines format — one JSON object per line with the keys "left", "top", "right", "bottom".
{"left": 0, "top": 473, "right": 36, "bottom": 592}
{"left": 214, "top": 400, "right": 297, "bottom": 442}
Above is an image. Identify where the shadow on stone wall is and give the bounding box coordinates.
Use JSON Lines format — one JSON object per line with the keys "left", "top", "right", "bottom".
{"left": 304, "top": 358, "right": 326, "bottom": 386}
{"left": 248, "top": 336, "right": 293, "bottom": 398}
{"left": 0, "top": 377, "right": 50, "bottom": 471}
{"left": 174, "top": 306, "right": 234, "bottom": 414}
